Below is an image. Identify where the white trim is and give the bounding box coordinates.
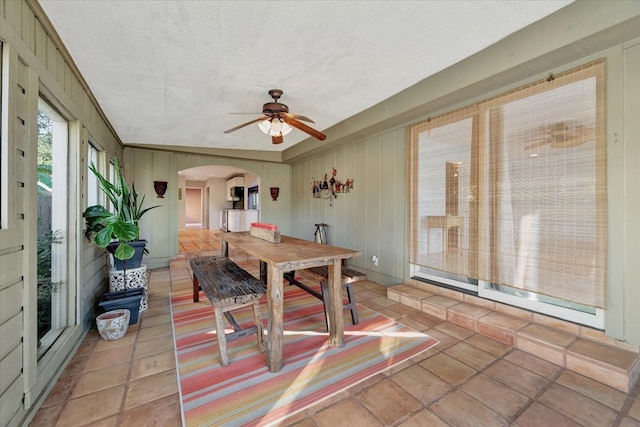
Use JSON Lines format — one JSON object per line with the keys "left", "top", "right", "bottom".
{"left": 479, "top": 281, "right": 605, "bottom": 329}
{"left": 411, "top": 264, "right": 478, "bottom": 293}
{"left": 410, "top": 263, "right": 604, "bottom": 329}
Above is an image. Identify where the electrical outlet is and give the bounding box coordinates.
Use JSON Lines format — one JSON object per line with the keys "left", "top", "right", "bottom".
{"left": 372, "top": 255, "right": 378, "bottom": 266}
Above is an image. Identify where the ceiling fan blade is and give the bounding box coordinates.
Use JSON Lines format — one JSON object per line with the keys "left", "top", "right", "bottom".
{"left": 281, "top": 112, "right": 315, "bottom": 123}
{"left": 229, "top": 112, "right": 265, "bottom": 115}
{"left": 224, "top": 117, "right": 267, "bottom": 134}
{"left": 272, "top": 134, "right": 284, "bottom": 144}
{"left": 281, "top": 115, "right": 326, "bottom": 141}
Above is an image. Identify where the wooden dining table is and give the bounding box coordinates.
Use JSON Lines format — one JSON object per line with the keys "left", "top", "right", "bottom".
{"left": 221, "top": 232, "right": 361, "bottom": 372}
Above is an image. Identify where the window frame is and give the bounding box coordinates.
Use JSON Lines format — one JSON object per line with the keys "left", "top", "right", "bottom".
{"left": 409, "top": 60, "right": 606, "bottom": 328}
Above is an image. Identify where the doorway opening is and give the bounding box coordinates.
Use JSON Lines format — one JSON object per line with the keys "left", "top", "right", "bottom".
{"left": 184, "top": 188, "right": 202, "bottom": 229}
{"left": 178, "top": 165, "right": 262, "bottom": 232}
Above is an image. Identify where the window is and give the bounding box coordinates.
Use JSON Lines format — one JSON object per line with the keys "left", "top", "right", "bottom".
{"left": 87, "top": 141, "right": 100, "bottom": 207}
{"left": 37, "top": 99, "right": 71, "bottom": 356}
{"left": 409, "top": 61, "right": 606, "bottom": 327}
{"left": 108, "top": 158, "right": 116, "bottom": 213}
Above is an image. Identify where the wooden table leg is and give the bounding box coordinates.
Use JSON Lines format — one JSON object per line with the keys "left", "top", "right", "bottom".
{"left": 221, "top": 240, "right": 228, "bottom": 257}
{"left": 193, "top": 275, "right": 200, "bottom": 303}
{"left": 327, "top": 259, "right": 345, "bottom": 347}
{"left": 266, "top": 265, "right": 284, "bottom": 372}
{"left": 260, "top": 261, "right": 267, "bottom": 284}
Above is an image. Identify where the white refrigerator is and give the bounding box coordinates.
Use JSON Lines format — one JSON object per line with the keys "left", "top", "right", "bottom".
{"left": 226, "top": 209, "right": 259, "bottom": 232}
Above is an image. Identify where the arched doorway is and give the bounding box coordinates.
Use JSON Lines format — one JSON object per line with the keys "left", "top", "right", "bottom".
{"left": 178, "top": 165, "right": 261, "bottom": 231}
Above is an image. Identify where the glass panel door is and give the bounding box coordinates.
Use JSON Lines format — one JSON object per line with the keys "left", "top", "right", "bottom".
{"left": 478, "top": 70, "right": 605, "bottom": 328}
{"left": 410, "top": 61, "right": 606, "bottom": 328}
{"left": 37, "top": 100, "right": 69, "bottom": 356}
{"left": 410, "top": 109, "right": 478, "bottom": 292}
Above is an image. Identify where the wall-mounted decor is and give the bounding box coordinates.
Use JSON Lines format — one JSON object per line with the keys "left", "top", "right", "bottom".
{"left": 153, "top": 181, "right": 168, "bottom": 198}
{"left": 311, "top": 167, "right": 353, "bottom": 207}
{"left": 270, "top": 187, "right": 280, "bottom": 201}
{"left": 178, "top": 188, "right": 183, "bottom": 200}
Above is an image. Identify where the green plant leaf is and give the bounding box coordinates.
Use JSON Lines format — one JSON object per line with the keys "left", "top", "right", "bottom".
{"left": 83, "top": 156, "right": 160, "bottom": 259}
{"left": 108, "top": 219, "right": 138, "bottom": 241}
{"left": 94, "top": 226, "right": 115, "bottom": 247}
{"left": 113, "top": 242, "right": 135, "bottom": 260}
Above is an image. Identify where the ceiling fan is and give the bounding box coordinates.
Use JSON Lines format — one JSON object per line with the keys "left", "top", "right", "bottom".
{"left": 224, "top": 89, "right": 327, "bottom": 144}
{"left": 524, "top": 121, "right": 595, "bottom": 151}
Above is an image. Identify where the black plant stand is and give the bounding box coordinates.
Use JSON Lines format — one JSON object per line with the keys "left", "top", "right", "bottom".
{"left": 98, "top": 288, "right": 144, "bottom": 324}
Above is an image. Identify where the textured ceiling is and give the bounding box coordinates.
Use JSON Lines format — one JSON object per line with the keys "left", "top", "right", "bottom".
{"left": 38, "top": 1, "right": 571, "bottom": 154}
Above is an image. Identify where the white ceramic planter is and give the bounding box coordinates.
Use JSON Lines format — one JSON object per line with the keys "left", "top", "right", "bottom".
{"left": 109, "top": 264, "right": 148, "bottom": 312}
{"left": 96, "top": 309, "right": 131, "bottom": 340}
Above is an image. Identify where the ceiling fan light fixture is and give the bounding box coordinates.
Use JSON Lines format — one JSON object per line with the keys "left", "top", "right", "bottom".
{"left": 258, "top": 117, "right": 292, "bottom": 137}
{"left": 225, "top": 89, "right": 326, "bottom": 143}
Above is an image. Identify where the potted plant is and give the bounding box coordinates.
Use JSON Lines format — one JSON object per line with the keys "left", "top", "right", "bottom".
{"left": 84, "top": 157, "right": 158, "bottom": 322}
{"left": 83, "top": 157, "right": 159, "bottom": 269}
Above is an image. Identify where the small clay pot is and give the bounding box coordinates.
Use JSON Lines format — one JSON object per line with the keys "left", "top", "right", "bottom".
{"left": 96, "top": 309, "right": 131, "bottom": 340}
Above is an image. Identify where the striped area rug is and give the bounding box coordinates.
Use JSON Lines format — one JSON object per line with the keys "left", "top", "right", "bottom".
{"left": 171, "top": 277, "right": 438, "bottom": 427}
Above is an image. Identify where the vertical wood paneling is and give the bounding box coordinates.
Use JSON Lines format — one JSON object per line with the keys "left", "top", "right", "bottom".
{"left": 22, "top": 5, "right": 35, "bottom": 53}
{"left": 353, "top": 142, "right": 368, "bottom": 269}
{"left": 623, "top": 42, "right": 640, "bottom": 345}
{"left": 70, "top": 74, "right": 79, "bottom": 106}
{"left": 333, "top": 147, "right": 346, "bottom": 248}
{"left": 5, "top": 0, "right": 23, "bottom": 38}
{"left": 300, "top": 162, "right": 308, "bottom": 237}
{"left": 45, "top": 37, "right": 57, "bottom": 80}
{"left": 56, "top": 48, "right": 65, "bottom": 88}
{"left": 326, "top": 150, "right": 337, "bottom": 244}
{"left": 295, "top": 161, "right": 303, "bottom": 236}
{"left": 290, "top": 164, "right": 298, "bottom": 235}
{"left": 290, "top": 128, "right": 408, "bottom": 282}
{"left": 64, "top": 62, "right": 73, "bottom": 95}
{"left": 259, "top": 161, "right": 291, "bottom": 233}
{"left": 310, "top": 157, "right": 320, "bottom": 231}
{"left": 379, "top": 131, "right": 397, "bottom": 276}
{"left": 365, "top": 137, "right": 381, "bottom": 272}
{"left": 296, "top": 162, "right": 307, "bottom": 237}
{"left": 306, "top": 161, "right": 313, "bottom": 236}
{"left": 143, "top": 150, "right": 175, "bottom": 263}
{"left": 316, "top": 156, "right": 325, "bottom": 227}
{"left": 34, "top": 19, "right": 47, "bottom": 65}
{"left": 88, "top": 104, "right": 97, "bottom": 131}
{"left": 343, "top": 145, "right": 356, "bottom": 255}
{"left": 394, "top": 128, "right": 408, "bottom": 278}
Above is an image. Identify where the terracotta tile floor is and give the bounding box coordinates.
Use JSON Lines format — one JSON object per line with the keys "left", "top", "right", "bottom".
{"left": 31, "top": 230, "right": 640, "bottom": 426}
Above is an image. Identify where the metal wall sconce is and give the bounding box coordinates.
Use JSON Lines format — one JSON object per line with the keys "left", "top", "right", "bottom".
{"left": 270, "top": 187, "right": 280, "bottom": 201}
{"left": 153, "top": 181, "right": 168, "bottom": 198}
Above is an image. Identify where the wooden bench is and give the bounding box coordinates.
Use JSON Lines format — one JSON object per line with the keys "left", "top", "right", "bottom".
{"left": 283, "top": 265, "right": 366, "bottom": 329}
{"left": 190, "top": 256, "right": 266, "bottom": 366}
